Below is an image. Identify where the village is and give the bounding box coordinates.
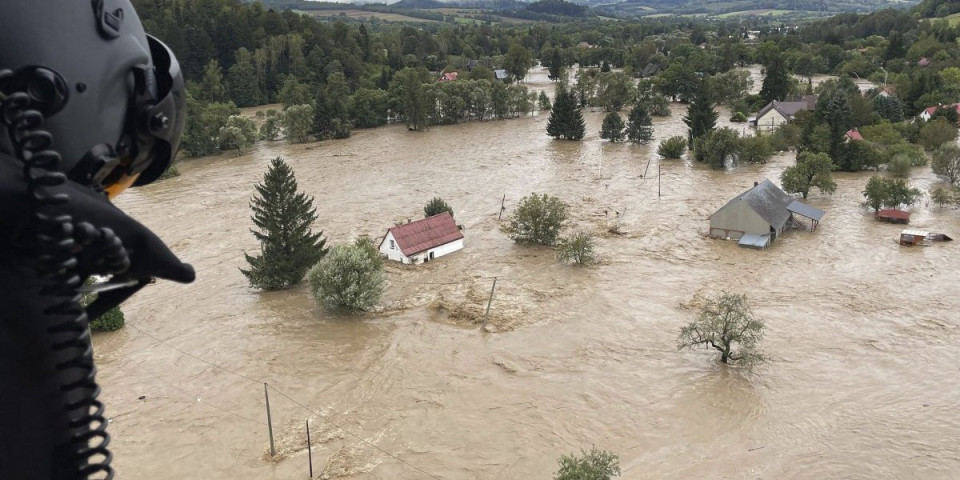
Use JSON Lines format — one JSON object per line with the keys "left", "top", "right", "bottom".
{"left": 80, "top": 1, "right": 960, "bottom": 478}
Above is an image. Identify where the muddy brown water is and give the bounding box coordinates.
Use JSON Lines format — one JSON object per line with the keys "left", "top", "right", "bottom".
{"left": 100, "top": 67, "right": 959, "bottom": 479}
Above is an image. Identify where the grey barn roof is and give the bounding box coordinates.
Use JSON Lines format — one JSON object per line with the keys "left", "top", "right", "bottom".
{"left": 717, "top": 179, "right": 794, "bottom": 229}
{"left": 787, "top": 200, "right": 825, "bottom": 221}
{"left": 755, "top": 96, "right": 817, "bottom": 122}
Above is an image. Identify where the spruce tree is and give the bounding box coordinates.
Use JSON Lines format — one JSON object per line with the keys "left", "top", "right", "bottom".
{"left": 241, "top": 157, "right": 328, "bottom": 290}
{"left": 759, "top": 56, "right": 791, "bottom": 103}
{"left": 312, "top": 100, "right": 333, "bottom": 140}
{"left": 548, "top": 49, "right": 564, "bottom": 81}
{"left": 626, "top": 104, "right": 654, "bottom": 144}
{"left": 683, "top": 80, "right": 718, "bottom": 145}
{"left": 546, "top": 86, "right": 586, "bottom": 141}
{"left": 600, "top": 112, "right": 625, "bottom": 143}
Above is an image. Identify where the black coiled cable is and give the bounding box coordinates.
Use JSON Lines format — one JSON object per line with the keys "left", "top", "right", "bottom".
{"left": 1, "top": 69, "right": 128, "bottom": 479}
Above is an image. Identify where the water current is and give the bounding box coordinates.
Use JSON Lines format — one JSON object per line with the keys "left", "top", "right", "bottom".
{"left": 100, "top": 66, "right": 960, "bottom": 479}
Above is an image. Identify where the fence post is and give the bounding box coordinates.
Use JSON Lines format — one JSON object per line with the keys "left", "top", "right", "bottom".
{"left": 498, "top": 194, "right": 506, "bottom": 220}
{"left": 264, "top": 383, "right": 275, "bottom": 457}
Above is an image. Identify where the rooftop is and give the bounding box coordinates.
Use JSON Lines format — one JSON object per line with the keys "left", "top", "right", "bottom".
{"left": 386, "top": 212, "right": 463, "bottom": 257}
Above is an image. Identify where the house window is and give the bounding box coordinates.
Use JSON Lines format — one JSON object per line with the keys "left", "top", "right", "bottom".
{"left": 390, "top": 240, "right": 395, "bottom": 250}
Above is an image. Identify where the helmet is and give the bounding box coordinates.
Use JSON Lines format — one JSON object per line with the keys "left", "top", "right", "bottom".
{"left": 0, "top": 0, "right": 185, "bottom": 196}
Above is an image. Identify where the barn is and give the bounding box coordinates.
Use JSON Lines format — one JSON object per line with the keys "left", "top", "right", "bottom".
{"left": 751, "top": 96, "right": 817, "bottom": 130}
{"left": 378, "top": 212, "right": 464, "bottom": 265}
{"left": 709, "top": 179, "right": 824, "bottom": 247}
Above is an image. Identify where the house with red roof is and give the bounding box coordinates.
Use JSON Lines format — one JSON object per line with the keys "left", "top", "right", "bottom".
{"left": 378, "top": 212, "right": 464, "bottom": 264}
{"left": 845, "top": 129, "right": 863, "bottom": 142}
{"left": 438, "top": 72, "right": 458, "bottom": 82}
{"left": 918, "top": 103, "right": 960, "bottom": 122}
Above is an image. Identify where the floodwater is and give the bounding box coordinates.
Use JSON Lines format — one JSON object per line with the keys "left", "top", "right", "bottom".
{"left": 100, "top": 67, "right": 959, "bottom": 479}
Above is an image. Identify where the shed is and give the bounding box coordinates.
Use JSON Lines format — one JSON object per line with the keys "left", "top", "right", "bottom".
{"left": 787, "top": 200, "right": 825, "bottom": 231}
{"left": 709, "top": 179, "right": 796, "bottom": 242}
{"left": 877, "top": 209, "right": 910, "bottom": 224}
{"left": 494, "top": 69, "right": 508, "bottom": 81}
{"left": 738, "top": 234, "right": 770, "bottom": 250}
{"left": 378, "top": 212, "right": 464, "bottom": 264}
{"left": 899, "top": 229, "right": 929, "bottom": 246}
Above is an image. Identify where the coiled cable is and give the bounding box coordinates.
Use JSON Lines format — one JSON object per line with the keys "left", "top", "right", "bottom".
{"left": 1, "top": 69, "right": 125, "bottom": 479}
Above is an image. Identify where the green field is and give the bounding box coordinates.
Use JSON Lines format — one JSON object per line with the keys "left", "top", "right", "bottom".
{"left": 716, "top": 9, "right": 796, "bottom": 18}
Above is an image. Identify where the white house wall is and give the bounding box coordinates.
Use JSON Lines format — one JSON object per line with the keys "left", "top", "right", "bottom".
{"left": 379, "top": 234, "right": 464, "bottom": 264}
{"left": 379, "top": 232, "right": 410, "bottom": 263}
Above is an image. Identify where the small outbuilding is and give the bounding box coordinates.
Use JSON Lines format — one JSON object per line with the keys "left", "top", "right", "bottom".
{"left": 877, "top": 209, "right": 911, "bottom": 224}
{"left": 709, "top": 179, "right": 824, "bottom": 246}
{"left": 379, "top": 212, "right": 464, "bottom": 265}
{"left": 751, "top": 96, "right": 817, "bottom": 130}
{"left": 899, "top": 229, "right": 929, "bottom": 246}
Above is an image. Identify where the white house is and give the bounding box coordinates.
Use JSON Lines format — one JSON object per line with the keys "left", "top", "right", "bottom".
{"left": 378, "top": 212, "right": 464, "bottom": 264}
{"left": 751, "top": 96, "right": 817, "bottom": 130}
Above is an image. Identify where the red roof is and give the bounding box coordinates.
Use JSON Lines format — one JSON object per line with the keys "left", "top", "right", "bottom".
{"left": 383, "top": 212, "right": 462, "bottom": 257}
{"left": 845, "top": 129, "right": 863, "bottom": 141}
{"left": 877, "top": 209, "right": 911, "bottom": 220}
{"left": 439, "top": 72, "right": 458, "bottom": 82}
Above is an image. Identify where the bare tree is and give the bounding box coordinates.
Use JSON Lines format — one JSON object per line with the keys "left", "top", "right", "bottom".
{"left": 678, "top": 292, "right": 764, "bottom": 365}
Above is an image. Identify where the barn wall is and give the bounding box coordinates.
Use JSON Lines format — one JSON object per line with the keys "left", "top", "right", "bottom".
{"left": 709, "top": 200, "right": 772, "bottom": 240}
{"left": 756, "top": 109, "right": 788, "bottom": 130}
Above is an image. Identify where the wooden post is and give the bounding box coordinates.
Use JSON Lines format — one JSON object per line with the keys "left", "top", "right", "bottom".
{"left": 483, "top": 277, "right": 498, "bottom": 328}
{"left": 306, "top": 419, "right": 313, "bottom": 478}
{"left": 498, "top": 194, "right": 506, "bottom": 220}
{"left": 264, "top": 383, "right": 275, "bottom": 457}
{"left": 658, "top": 164, "right": 661, "bottom": 198}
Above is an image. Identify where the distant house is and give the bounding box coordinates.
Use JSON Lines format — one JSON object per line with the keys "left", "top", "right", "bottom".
{"left": 918, "top": 103, "right": 960, "bottom": 122}
{"left": 438, "top": 72, "right": 458, "bottom": 82}
{"left": 918, "top": 57, "right": 931, "bottom": 67}
{"left": 494, "top": 69, "right": 509, "bottom": 81}
{"left": 845, "top": 129, "right": 863, "bottom": 142}
{"left": 709, "top": 179, "right": 824, "bottom": 248}
{"left": 378, "top": 212, "right": 464, "bottom": 265}
{"left": 877, "top": 86, "right": 896, "bottom": 97}
{"left": 752, "top": 96, "right": 817, "bottom": 130}
{"left": 466, "top": 59, "right": 479, "bottom": 71}
{"left": 577, "top": 41, "right": 596, "bottom": 49}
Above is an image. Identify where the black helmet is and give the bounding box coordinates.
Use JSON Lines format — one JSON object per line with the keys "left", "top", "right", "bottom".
{"left": 0, "top": 0, "right": 185, "bottom": 194}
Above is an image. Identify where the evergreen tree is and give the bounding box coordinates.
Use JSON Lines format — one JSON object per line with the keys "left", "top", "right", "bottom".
{"left": 683, "top": 80, "right": 718, "bottom": 145}
{"left": 548, "top": 49, "right": 564, "bottom": 81}
{"left": 600, "top": 112, "right": 625, "bottom": 143}
{"left": 538, "top": 91, "right": 552, "bottom": 111}
{"left": 312, "top": 99, "right": 334, "bottom": 140}
{"left": 626, "top": 104, "right": 654, "bottom": 144}
{"left": 196, "top": 59, "right": 226, "bottom": 103}
{"left": 241, "top": 157, "right": 328, "bottom": 290}
{"left": 546, "top": 85, "right": 586, "bottom": 141}
{"left": 759, "top": 56, "right": 791, "bottom": 103}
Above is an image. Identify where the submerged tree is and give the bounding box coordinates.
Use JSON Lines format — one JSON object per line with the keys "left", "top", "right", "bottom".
{"left": 780, "top": 151, "right": 837, "bottom": 199}
{"left": 509, "top": 193, "right": 568, "bottom": 246}
{"left": 241, "top": 157, "right": 328, "bottom": 290}
{"left": 554, "top": 447, "right": 620, "bottom": 480}
{"left": 307, "top": 237, "right": 385, "bottom": 311}
{"left": 546, "top": 85, "right": 586, "bottom": 141}
{"left": 683, "top": 80, "right": 718, "bottom": 145}
{"left": 932, "top": 144, "right": 960, "bottom": 185}
{"left": 759, "top": 55, "right": 791, "bottom": 103}
{"left": 556, "top": 232, "right": 596, "bottom": 265}
{"left": 678, "top": 292, "right": 764, "bottom": 365}
{"left": 599, "top": 112, "right": 625, "bottom": 143}
{"left": 625, "top": 104, "right": 654, "bottom": 144}
{"left": 658, "top": 136, "right": 687, "bottom": 159}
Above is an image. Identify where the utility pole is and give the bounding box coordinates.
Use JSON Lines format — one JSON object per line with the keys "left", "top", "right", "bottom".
{"left": 483, "top": 277, "right": 498, "bottom": 329}
{"left": 658, "top": 164, "right": 661, "bottom": 198}
{"left": 264, "top": 383, "right": 275, "bottom": 457}
{"left": 306, "top": 420, "right": 313, "bottom": 478}
{"left": 498, "top": 194, "right": 506, "bottom": 220}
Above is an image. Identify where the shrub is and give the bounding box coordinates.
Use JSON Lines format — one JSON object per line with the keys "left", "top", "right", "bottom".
{"left": 509, "top": 193, "right": 568, "bottom": 246}
{"left": 730, "top": 111, "right": 748, "bottom": 122}
{"left": 307, "top": 238, "right": 385, "bottom": 311}
{"left": 555, "top": 447, "right": 620, "bottom": 480}
{"left": 657, "top": 135, "right": 687, "bottom": 159}
{"left": 265, "top": 108, "right": 278, "bottom": 117}
{"left": 90, "top": 306, "right": 125, "bottom": 332}
{"left": 158, "top": 165, "right": 180, "bottom": 181}
{"left": 424, "top": 197, "right": 454, "bottom": 218}
{"left": 556, "top": 232, "right": 596, "bottom": 265}
{"left": 255, "top": 110, "right": 266, "bottom": 118}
